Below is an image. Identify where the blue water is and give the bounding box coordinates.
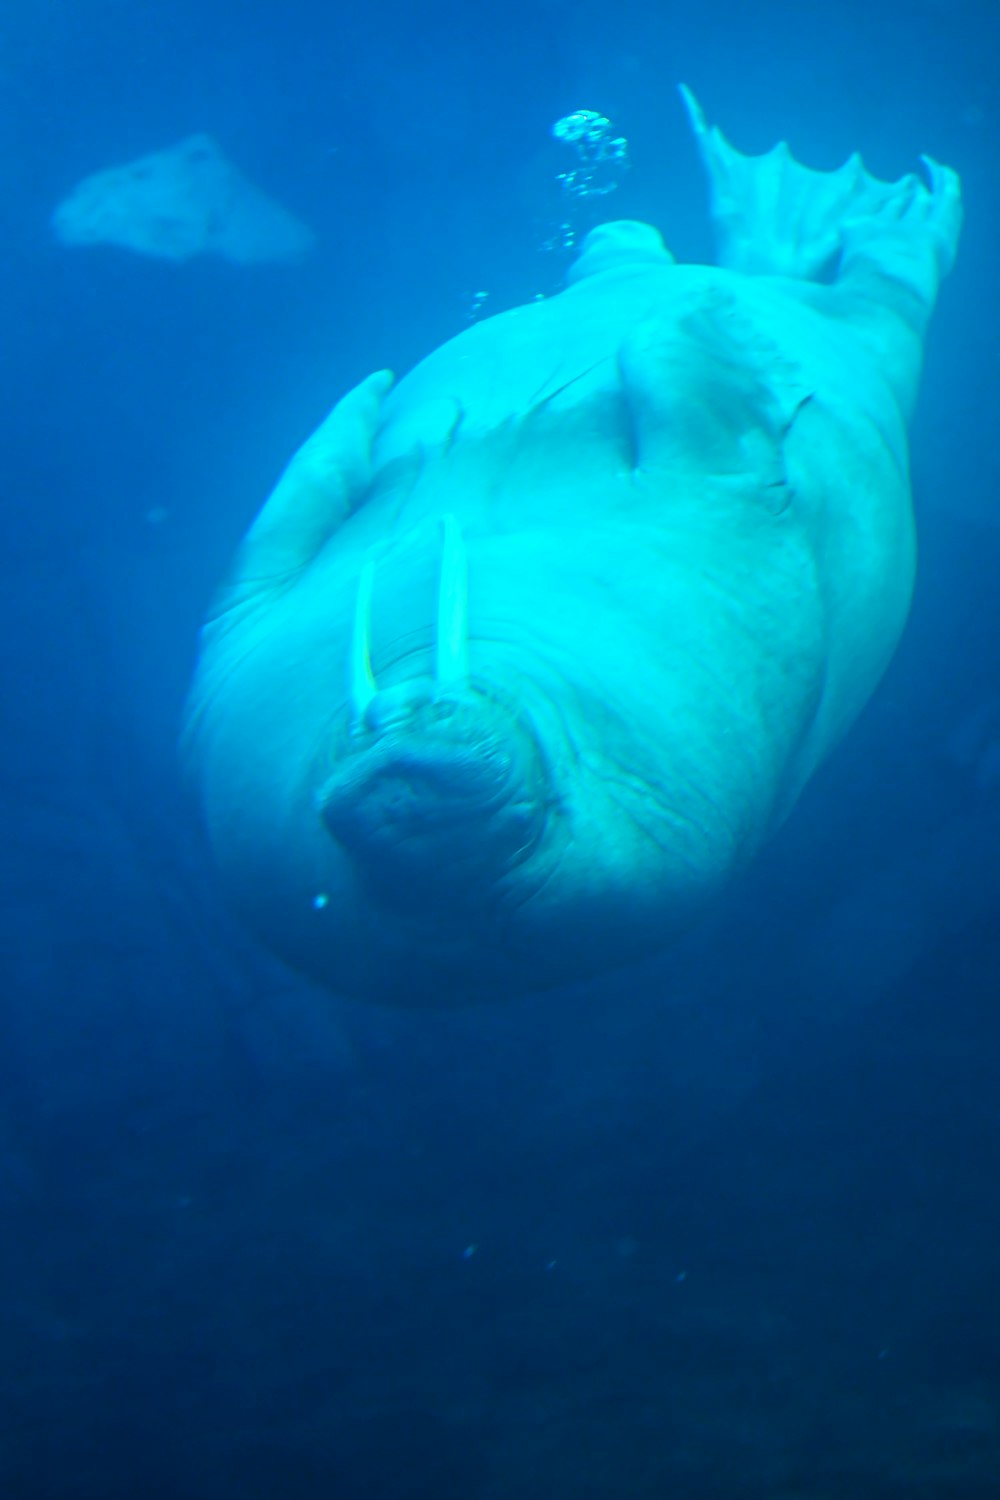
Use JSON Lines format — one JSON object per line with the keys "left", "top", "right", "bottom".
{"left": 2, "top": 1, "right": 999, "bottom": 1495}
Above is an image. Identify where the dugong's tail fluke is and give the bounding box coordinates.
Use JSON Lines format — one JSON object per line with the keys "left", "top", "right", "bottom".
{"left": 679, "top": 85, "right": 961, "bottom": 322}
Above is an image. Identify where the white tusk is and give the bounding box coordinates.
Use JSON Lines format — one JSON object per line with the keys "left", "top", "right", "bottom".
{"left": 349, "top": 556, "right": 378, "bottom": 731}
{"left": 436, "top": 514, "right": 470, "bottom": 692}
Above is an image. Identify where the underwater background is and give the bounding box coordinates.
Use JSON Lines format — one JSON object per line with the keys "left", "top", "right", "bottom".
{"left": 2, "top": 0, "right": 999, "bottom": 1494}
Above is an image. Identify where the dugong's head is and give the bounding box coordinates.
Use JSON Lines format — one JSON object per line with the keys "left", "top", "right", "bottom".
{"left": 184, "top": 222, "right": 913, "bottom": 1003}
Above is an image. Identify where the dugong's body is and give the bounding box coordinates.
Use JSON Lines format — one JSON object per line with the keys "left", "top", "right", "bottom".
{"left": 183, "top": 92, "right": 961, "bottom": 1004}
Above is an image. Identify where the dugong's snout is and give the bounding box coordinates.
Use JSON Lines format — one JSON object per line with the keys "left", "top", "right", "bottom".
{"left": 315, "top": 510, "right": 552, "bottom": 915}
{"left": 317, "top": 690, "right": 550, "bottom": 911}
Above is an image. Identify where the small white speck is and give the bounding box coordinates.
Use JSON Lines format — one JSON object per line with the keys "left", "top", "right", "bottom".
{"left": 877, "top": 1347, "right": 889, "bottom": 1360}
{"left": 545, "top": 1259, "right": 557, "bottom": 1271}
{"left": 675, "top": 1270, "right": 687, "bottom": 1283}
{"left": 462, "top": 1243, "right": 478, "bottom": 1259}
{"left": 312, "top": 893, "right": 329, "bottom": 910}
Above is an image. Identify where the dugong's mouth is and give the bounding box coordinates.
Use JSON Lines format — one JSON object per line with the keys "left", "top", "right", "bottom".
{"left": 317, "top": 516, "right": 552, "bottom": 914}
{"left": 318, "top": 690, "right": 549, "bottom": 910}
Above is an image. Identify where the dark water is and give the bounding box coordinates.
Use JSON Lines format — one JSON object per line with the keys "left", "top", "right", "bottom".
{"left": 2, "top": 1, "right": 999, "bottom": 1495}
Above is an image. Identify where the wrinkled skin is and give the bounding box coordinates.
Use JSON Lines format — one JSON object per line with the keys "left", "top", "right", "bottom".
{"left": 183, "top": 96, "right": 961, "bottom": 1004}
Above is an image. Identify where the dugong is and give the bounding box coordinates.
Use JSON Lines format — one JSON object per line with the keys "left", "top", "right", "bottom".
{"left": 52, "top": 135, "right": 316, "bottom": 265}
{"left": 182, "top": 90, "right": 961, "bottom": 1004}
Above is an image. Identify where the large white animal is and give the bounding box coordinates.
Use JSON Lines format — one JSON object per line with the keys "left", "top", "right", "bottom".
{"left": 183, "top": 90, "right": 961, "bottom": 1003}
{"left": 52, "top": 135, "right": 315, "bottom": 264}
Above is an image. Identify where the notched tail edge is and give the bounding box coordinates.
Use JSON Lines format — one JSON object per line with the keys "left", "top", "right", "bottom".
{"left": 678, "top": 83, "right": 962, "bottom": 305}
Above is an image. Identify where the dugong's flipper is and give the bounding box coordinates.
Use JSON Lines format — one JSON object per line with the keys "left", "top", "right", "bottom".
{"left": 680, "top": 86, "right": 960, "bottom": 287}
{"left": 221, "top": 370, "right": 395, "bottom": 605}
{"left": 679, "top": 85, "right": 961, "bottom": 417}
